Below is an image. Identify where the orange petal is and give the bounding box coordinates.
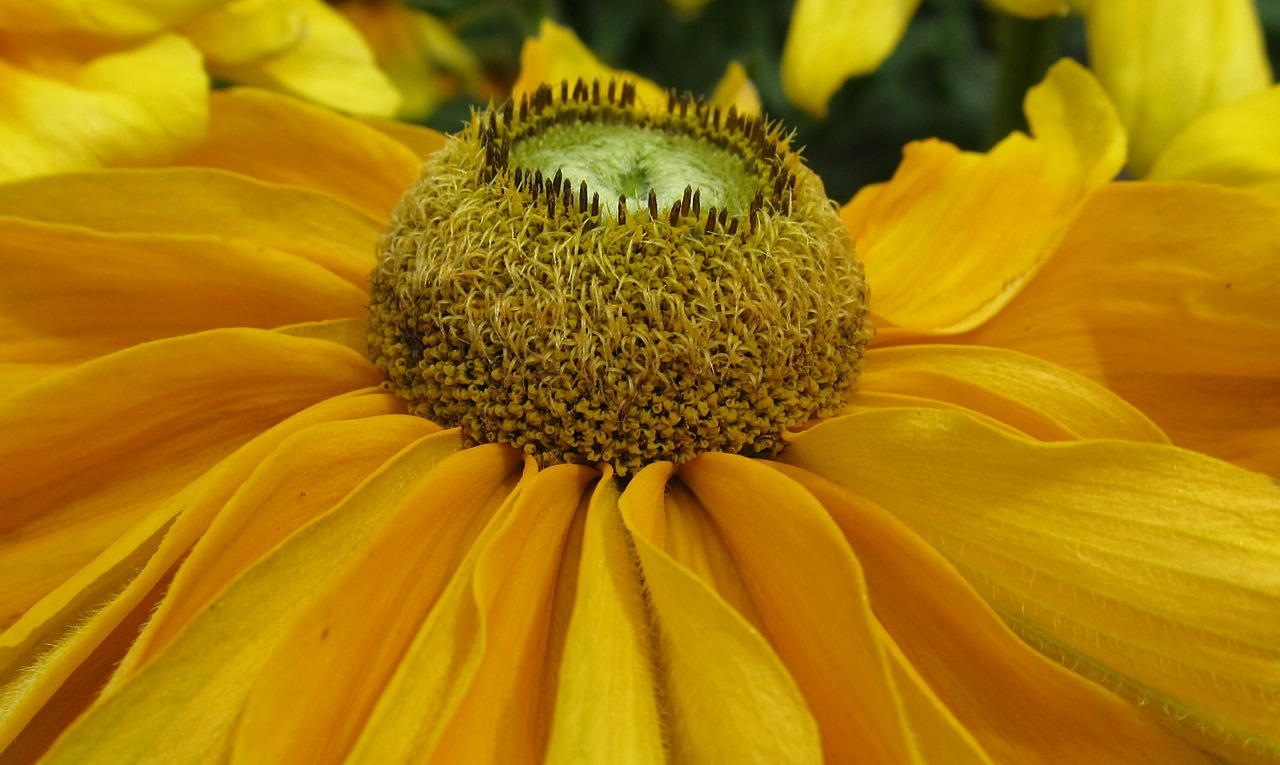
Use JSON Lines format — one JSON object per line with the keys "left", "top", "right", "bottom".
{"left": 358, "top": 116, "right": 448, "bottom": 162}
{"left": 1148, "top": 84, "right": 1280, "bottom": 196}
{"left": 842, "top": 60, "right": 1124, "bottom": 334}
{"left": 33, "top": 436, "right": 505, "bottom": 764}
{"left": 173, "top": 88, "right": 421, "bottom": 220}
{"left": 0, "top": 217, "right": 367, "bottom": 368}
{"left": 770, "top": 460, "right": 1219, "bottom": 764}
{"left": 513, "top": 20, "right": 669, "bottom": 108}
{"left": 0, "top": 390, "right": 410, "bottom": 756}
{"left": 0, "top": 34, "right": 206, "bottom": 181}
{"left": 617, "top": 463, "right": 826, "bottom": 763}
{"left": 857, "top": 344, "right": 1167, "bottom": 442}
{"left": 680, "top": 454, "right": 920, "bottom": 764}
{"left": 0, "top": 168, "right": 382, "bottom": 288}
{"left": 783, "top": 408, "right": 1280, "bottom": 762}
{"left": 232, "top": 451, "right": 553, "bottom": 764}
{"left": 0, "top": 330, "right": 381, "bottom": 630}
{"left": 1079, "top": 0, "right": 1273, "bottom": 176}
{"left": 544, "top": 474, "right": 665, "bottom": 765}
{"left": 967, "top": 181, "right": 1280, "bottom": 474}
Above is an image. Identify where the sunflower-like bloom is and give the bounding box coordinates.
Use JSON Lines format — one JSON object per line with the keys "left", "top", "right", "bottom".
{"left": 783, "top": 0, "right": 1280, "bottom": 192}
{"left": 2, "top": 28, "right": 1279, "bottom": 765}
{"left": 0, "top": 0, "right": 399, "bottom": 182}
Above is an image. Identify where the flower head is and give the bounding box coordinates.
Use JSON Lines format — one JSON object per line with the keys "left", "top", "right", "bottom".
{"left": 1, "top": 28, "right": 1279, "bottom": 765}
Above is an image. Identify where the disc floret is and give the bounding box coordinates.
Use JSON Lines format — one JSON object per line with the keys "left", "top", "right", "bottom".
{"left": 368, "top": 79, "right": 872, "bottom": 474}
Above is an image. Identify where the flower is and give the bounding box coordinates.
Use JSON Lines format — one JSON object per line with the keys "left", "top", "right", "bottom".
{"left": 781, "top": 0, "right": 1279, "bottom": 190}
{"left": 0, "top": 0, "right": 399, "bottom": 181}
{"left": 2, "top": 32, "right": 1279, "bottom": 765}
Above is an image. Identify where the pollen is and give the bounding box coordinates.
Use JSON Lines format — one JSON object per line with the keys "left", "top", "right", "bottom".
{"left": 367, "top": 79, "right": 872, "bottom": 475}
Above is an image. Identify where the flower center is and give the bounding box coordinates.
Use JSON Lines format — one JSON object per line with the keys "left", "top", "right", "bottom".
{"left": 367, "top": 80, "right": 872, "bottom": 475}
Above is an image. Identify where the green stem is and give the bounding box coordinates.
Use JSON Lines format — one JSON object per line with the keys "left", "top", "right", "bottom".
{"left": 989, "top": 12, "right": 1063, "bottom": 146}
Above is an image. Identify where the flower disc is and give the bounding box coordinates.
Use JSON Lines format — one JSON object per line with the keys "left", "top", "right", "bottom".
{"left": 368, "top": 80, "right": 872, "bottom": 474}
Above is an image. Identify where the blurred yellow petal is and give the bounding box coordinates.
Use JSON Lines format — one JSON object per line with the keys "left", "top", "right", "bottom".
{"left": 857, "top": 345, "right": 1168, "bottom": 443}
{"left": 0, "top": 34, "right": 206, "bottom": 181}
{"left": 710, "top": 60, "right": 761, "bottom": 116}
{"left": 771, "top": 460, "right": 1219, "bottom": 764}
{"left": 545, "top": 474, "right": 664, "bottom": 765}
{"left": 0, "top": 168, "right": 381, "bottom": 288}
{"left": 842, "top": 59, "right": 1124, "bottom": 333}
{"left": 781, "top": 0, "right": 921, "bottom": 117}
{"left": 618, "top": 463, "right": 825, "bottom": 764}
{"left": 0, "top": 217, "right": 367, "bottom": 367}
{"left": 180, "top": 0, "right": 306, "bottom": 67}
{"left": 1148, "top": 84, "right": 1280, "bottom": 196}
{"left": 680, "top": 454, "right": 920, "bottom": 764}
{"left": 513, "top": 20, "right": 668, "bottom": 108}
{"left": 207, "top": 0, "right": 400, "bottom": 116}
{"left": 1078, "top": 0, "right": 1273, "bottom": 176}
{"left": 336, "top": 0, "right": 481, "bottom": 121}
{"left": 174, "top": 88, "right": 421, "bottom": 219}
{"left": 968, "top": 182, "right": 1280, "bottom": 474}
{"left": 984, "top": 0, "right": 1067, "bottom": 16}
{"left": 34, "top": 435, "right": 506, "bottom": 764}
{"left": 0, "top": 0, "right": 220, "bottom": 35}
{"left": 785, "top": 408, "right": 1280, "bottom": 762}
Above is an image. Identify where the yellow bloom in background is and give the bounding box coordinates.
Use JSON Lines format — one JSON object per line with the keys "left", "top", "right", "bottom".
{"left": 782, "top": 0, "right": 1279, "bottom": 192}
{"left": 2, "top": 21, "right": 1279, "bottom": 765}
{"left": 332, "top": 0, "right": 485, "bottom": 122}
{"left": 0, "top": 0, "right": 399, "bottom": 181}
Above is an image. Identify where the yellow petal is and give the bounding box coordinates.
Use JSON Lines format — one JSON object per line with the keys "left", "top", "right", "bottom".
{"left": 0, "top": 167, "right": 381, "bottom": 288}
{"left": 179, "top": 0, "right": 306, "bottom": 66}
{"left": 857, "top": 344, "right": 1168, "bottom": 442}
{"left": 174, "top": 88, "right": 421, "bottom": 220}
{"left": 618, "top": 463, "right": 825, "bottom": 764}
{"left": 710, "top": 60, "right": 762, "bottom": 116}
{"left": 967, "top": 181, "right": 1280, "bottom": 474}
{"left": 0, "top": 217, "right": 367, "bottom": 367}
{"left": 235, "top": 454, "right": 559, "bottom": 764}
{"left": 33, "top": 435, "right": 505, "bottom": 764}
{"left": 0, "top": 34, "right": 206, "bottom": 181}
{"left": 781, "top": 0, "right": 922, "bottom": 117}
{"left": 513, "top": 20, "right": 669, "bottom": 108}
{"left": 1078, "top": 0, "right": 1273, "bottom": 176}
{"left": 841, "top": 59, "right": 1124, "bottom": 333}
{"left": 771, "top": 460, "right": 1219, "bottom": 764}
{"left": 205, "top": 0, "right": 400, "bottom": 116}
{"left": 680, "top": 454, "right": 920, "bottom": 764}
{"left": 1148, "top": 84, "right": 1280, "bottom": 196}
{"left": 335, "top": 0, "right": 482, "bottom": 121}
{"left": 0, "top": 330, "right": 381, "bottom": 631}
{"left": 783, "top": 408, "right": 1280, "bottom": 762}
{"left": 0, "top": 0, "right": 219, "bottom": 35}
{"left": 545, "top": 473, "right": 664, "bottom": 765}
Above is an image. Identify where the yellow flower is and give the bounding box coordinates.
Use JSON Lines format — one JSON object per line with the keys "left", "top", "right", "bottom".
{"left": 782, "top": 0, "right": 1278, "bottom": 190}
{"left": 2, "top": 28, "right": 1279, "bottom": 765}
{"left": 0, "top": 0, "right": 399, "bottom": 181}
{"left": 331, "top": 0, "right": 485, "bottom": 122}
